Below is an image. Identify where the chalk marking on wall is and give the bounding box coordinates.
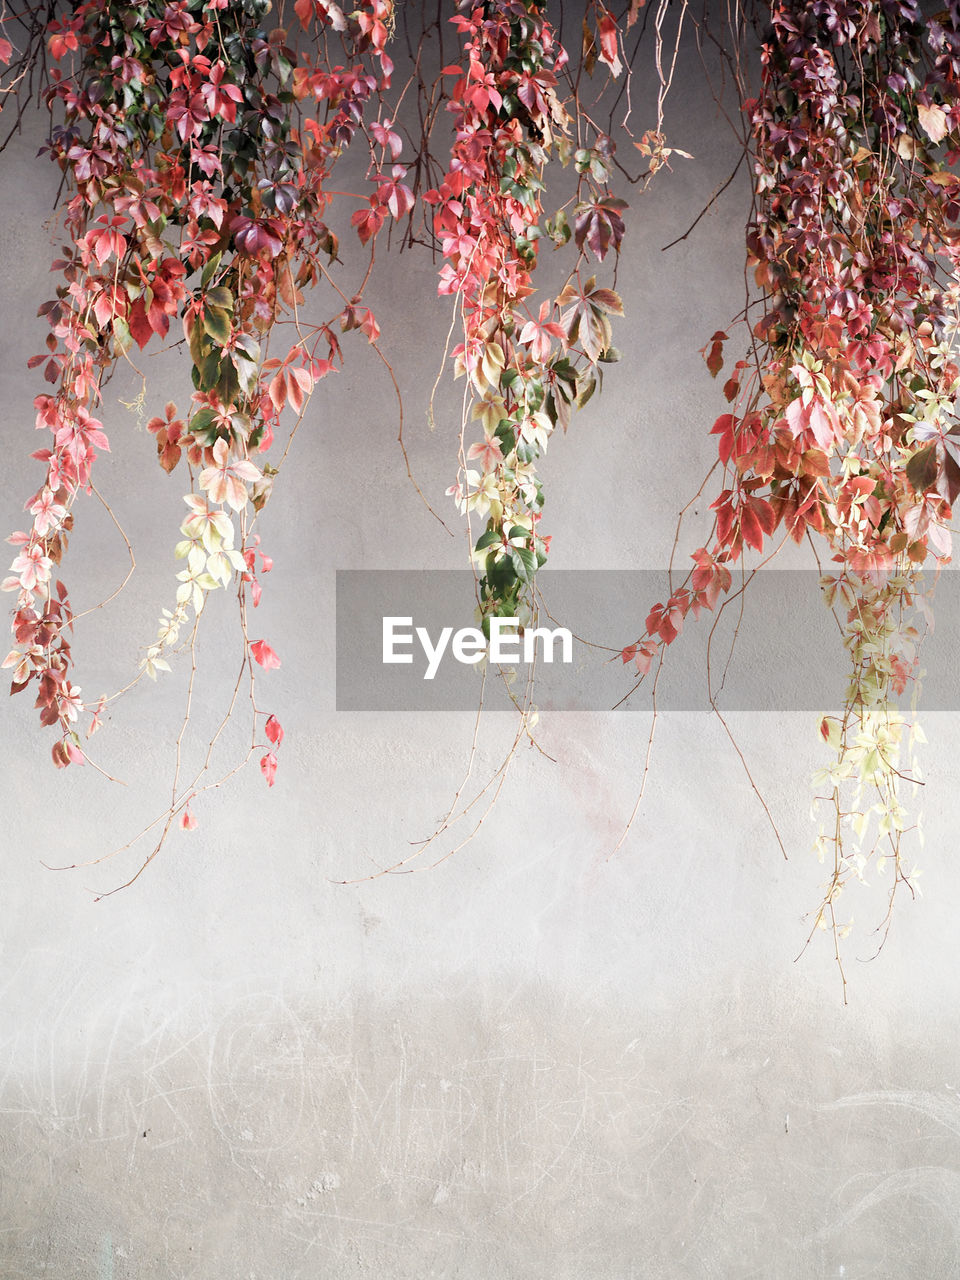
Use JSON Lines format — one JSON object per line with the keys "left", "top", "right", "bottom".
{"left": 203, "top": 991, "right": 309, "bottom": 1163}
{"left": 815, "top": 1167, "right": 960, "bottom": 1247}
{"left": 811, "top": 1089, "right": 960, "bottom": 1265}
{"left": 820, "top": 1089, "right": 960, "bottom": 1138}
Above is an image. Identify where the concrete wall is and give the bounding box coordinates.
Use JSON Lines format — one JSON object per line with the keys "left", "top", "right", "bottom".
{"left": 2, "top": 13, "right": 960, "bottom": 1278}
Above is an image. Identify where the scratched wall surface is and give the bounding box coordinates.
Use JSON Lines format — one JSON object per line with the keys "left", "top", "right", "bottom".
{"left": 3, "top": 12, "right": 960, "bottom": 1280}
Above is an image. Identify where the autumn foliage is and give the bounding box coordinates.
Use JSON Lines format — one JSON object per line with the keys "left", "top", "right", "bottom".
{"left": 2, "top": 0, "right": 960, "bottom": 944}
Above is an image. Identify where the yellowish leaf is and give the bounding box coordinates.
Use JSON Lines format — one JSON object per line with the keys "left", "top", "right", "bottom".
{"left": 918, "top": 102, "right": 949, "bottom": 144}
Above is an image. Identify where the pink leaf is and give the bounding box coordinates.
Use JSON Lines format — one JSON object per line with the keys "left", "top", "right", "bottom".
{"left": 269, "top": 369, "right": 287, "bottom": 411}
{"left": 250, "top": 639, "right": 281, "bottom": 670}
{"left": 260, "top": 751, "right": 278, "bottom": 786}
{"left": 290, "top": 366, "right": 314, "bottom": 396}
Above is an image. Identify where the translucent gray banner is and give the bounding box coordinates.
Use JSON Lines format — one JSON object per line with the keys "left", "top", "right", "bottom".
{"left": 335, "top": 569, "right": 959, "bottom": 711}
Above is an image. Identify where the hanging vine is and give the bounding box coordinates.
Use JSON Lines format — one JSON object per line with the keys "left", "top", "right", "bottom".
{"left": 424, "top": 0, "right": 690, "bottom": 630}
{"left": 2, "top": 0, "right": 399, "bottom": 829}
{"left": 1, "top": 0, "right": 959, "bottom": 972}
{"left": 620, "top": 0, "right": 960, "bottom": 979}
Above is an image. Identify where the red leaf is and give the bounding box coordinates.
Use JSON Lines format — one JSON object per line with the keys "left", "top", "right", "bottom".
{"left": 260, "top": 751, "right": 278, "bottom": 786}
{"left": 159, "top": 439, "right": 182, "bottom": 473}
{"left": 645, "top": 601, "right": 682, "bottom": 645}
{"left": 265, "top": 714, "right": 284, "bottom": 746}
{"left": 351, "top": 203, "right": 385, "bottom": 245}
{"left": 739, "top": 502, "right": 765, "bottom": 552}
{"left": 800, "top": 449, "right": 831, "bottom": 478}
{"left": 705, "top": 330, "right": 727, "bottom": 378}
{"left": 269, "top": 369, "right": 287, "bottom": 412}
{"left": 711, "top": 490, "right": 736, "bottom": 546}
{"left": 128, "top": 298, "right": 154, "bottom": 350}
{"left": 250, "top": 639, "right": 281, "bottom": 670}
{"left": 751, "top": 496, "right": 776, "bottom": 536}
{"left": 287, "top": 369, "right": 305, "bottom": 414}
{"left": 597, "top": 11, "right": 622, "bottom": 76}
{"left": 711, "top": 413, "right": 735, "bottom": 467}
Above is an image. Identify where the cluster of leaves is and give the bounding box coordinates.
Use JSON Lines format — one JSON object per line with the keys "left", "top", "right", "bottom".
{"left": 429, "top": 0, "right": 628, "bottom": 624}
{"left": 9, "top": 0, "right": 959, "bottom": 962}
{"left": 0, "top": 0, "right": 674, "bottom": 889}
{"left": 623, "top": 0, "right": 960, "bottom": 969}
{"left": 1, "top": 0, "right": 401, "bottom": 800}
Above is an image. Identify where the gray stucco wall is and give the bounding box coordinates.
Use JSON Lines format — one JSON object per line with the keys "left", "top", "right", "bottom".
{"left": 2, "top": 13, "right": 960, "bottom": 1278}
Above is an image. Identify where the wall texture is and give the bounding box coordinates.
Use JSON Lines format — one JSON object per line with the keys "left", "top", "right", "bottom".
{"left": 2, "top": 13, "right": 960, "bottom": 1279}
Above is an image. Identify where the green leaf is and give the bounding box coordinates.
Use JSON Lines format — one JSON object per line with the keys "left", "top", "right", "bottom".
{"left": 524, "top": 380, "right": 544, "bottom": 412}
{"left": 200, "top": 252, "right": 222, "bottom": 289}
{"left": 551, "top": 358, "right": 578, "bottom": 388}
{"left": 547, "top": 209, "right": 571, "bottom": 246}
{"left": 188, "top": 319, "right": 208, "bottom": 368}
{"left": 199, "top": 350, "right": 222, "bottom": 392}
{"left": 190, "top": 406, "right": 218, "bottom": 441}
{"left": 217, "top": 358, "right": 240, "bottom": 405}
{"left": 475, "top": 529, "right": 501, "bottom": 551}
{"left": 203, "top": 307, "right": 232, "bottom": 346}
{"left": 485, "top": 553, "right": 517, "bottom": 591}
{"left": 111, "top": 316, "right": 132, "bottom": 355}
{"left": 510, "top": 546, "right": 537, "bottom": 584}
{"left": 205, "top": 286, "right": 234, "bottom": 310}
